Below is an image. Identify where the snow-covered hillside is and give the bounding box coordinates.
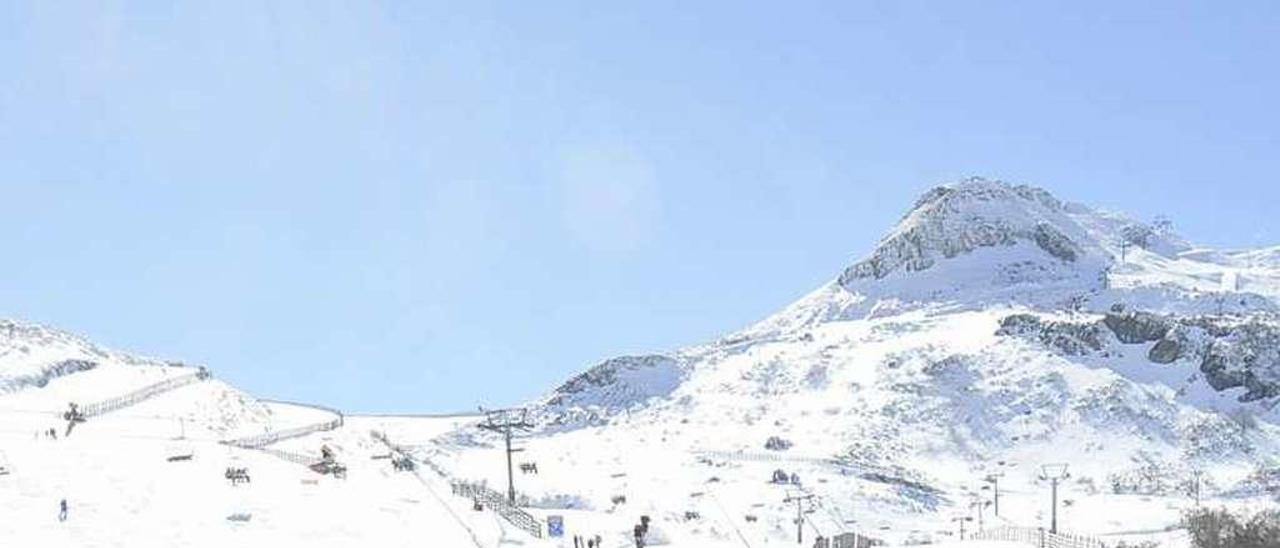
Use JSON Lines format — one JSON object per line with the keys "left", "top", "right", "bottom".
{"left": 0, "top": 321, "right": 529, "bottom": 547}
{"left": 431, "top": 178, "right": 1280, "bottom": 546}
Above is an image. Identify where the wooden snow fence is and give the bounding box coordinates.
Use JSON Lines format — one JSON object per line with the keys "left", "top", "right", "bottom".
{"left": 221, "top": 400, "right": 344, "bottom": 450}
{"left": 972, "top": 526, "right": 1107, "bottom": 548}
{"left": 221, "top": 416, "right": 344, "bottom": 450}
{"left": 451, "top": 481, "right": 543, "bottom": 539}
{"left": 79, "top": 367, "right": 211, "bottom": 418}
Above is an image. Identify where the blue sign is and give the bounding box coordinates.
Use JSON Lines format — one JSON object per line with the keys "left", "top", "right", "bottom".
{"left": 547, "top": 515, "right": 564, "bottom": 538}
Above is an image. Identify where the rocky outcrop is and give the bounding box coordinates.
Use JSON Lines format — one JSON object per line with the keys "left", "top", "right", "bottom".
{"left": 1033, "top": 222, "right": 1079, "bottom": 262}
{"left": 1000, "top": 308, "right": 1280, "bottom": 402}
{"left": 1197, "top": 321, "right": 1280, "bottom": 401}
{"left": 997, "top": 314, "right": 1110, "bottom": 356}
{"left": 1103, "top": 307, "right": 1171, "bottom": 344}
{"left": 1147, "top": 339, "right": 1182, "bottom": 364}
{"left": 2, "top": 358, "right": 98, "bottom": 392}
{"left": 764, "top": 436, "right": 793, "bottom": 451}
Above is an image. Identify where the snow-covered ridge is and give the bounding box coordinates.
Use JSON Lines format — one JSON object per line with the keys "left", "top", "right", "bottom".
{"left": 536, "top": 354, "right": 686, "bottom": 431}
{"left": 0, "top": 319, "right": 171, "bottom": 393}
{"left": 0, "top": 318, "right": 283, "bottom": 440}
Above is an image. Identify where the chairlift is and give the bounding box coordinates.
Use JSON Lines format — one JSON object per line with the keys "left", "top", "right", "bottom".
{"left": 166, "top": 441, "right": 194, "bottom": 462}
{"left": 309, "top": 459, "right": 348, "bottom": 479}
{"left": 225, "top": 467, "right": 251, "bottom": 485}
{"left": 165, "top": 417, "right": 194, "bottom": 461}
{"left": 392, "top": 455, "right": 415, "bottom": 472}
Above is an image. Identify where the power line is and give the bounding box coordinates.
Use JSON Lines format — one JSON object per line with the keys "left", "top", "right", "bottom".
{"left": 705, "top": 490, "right": 755, "bottom": 548}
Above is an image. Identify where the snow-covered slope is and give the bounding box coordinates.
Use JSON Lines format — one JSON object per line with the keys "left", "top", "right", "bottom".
{"left": 433, "top": 178, "right": 1280, "bottom": 546}
{"left": 0, "top": 319, "right": 535, "bottom": 547}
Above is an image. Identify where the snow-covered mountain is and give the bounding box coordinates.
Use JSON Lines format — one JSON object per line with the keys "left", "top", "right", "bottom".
{"left": 6, "top": 177, "right": 1280, "bottom": 547}
{"left": 435, "top": 178, "right": 1280, "bottom": 546}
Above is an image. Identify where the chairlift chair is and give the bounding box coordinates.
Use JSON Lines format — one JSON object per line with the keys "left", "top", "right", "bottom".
{"left": 166, "top": 441, "right": 194, "bottom": 462}
{"left": 392, "top": 456, "right": 415, "bottom": 472}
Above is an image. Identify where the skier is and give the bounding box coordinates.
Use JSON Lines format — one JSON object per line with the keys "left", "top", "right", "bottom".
{"left": 58, "top": 498, "right": 67, "bottom": 522}
{"left": 574, "top": 535, "right": 581, "bottom": 548}
{"left": 596, "top": 534, "right": 603, "bottom": 547}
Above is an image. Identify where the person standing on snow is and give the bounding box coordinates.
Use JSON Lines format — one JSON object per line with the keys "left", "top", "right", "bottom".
{"left": 58, "top": 498, "right": 68, "bottom": 522}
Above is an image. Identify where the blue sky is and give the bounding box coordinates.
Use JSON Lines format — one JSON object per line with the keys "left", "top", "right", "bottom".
{"left": 1, "top": 1, "right": 1277, "bottom": 412}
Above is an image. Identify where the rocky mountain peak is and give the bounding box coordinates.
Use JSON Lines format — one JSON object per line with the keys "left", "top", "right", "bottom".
{"left": 838, "top": 178, "right": 1097, "bottom": 286}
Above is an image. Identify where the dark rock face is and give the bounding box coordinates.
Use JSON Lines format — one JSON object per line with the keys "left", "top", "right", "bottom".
{"left": 996, "top": 314, "right": 1042, "bottom": 336}
{"left": 9, "top": 359, "right": 98, "bottom": 390}
{"left": 1200, "top": 347, "right": 1250, "bottom": 391}
{"left": 1148, "top": 339, "right": 1182, "bottom": 364}
{"left": 1197, "top": 321, "right": 1280, "bottom": 402}
{"left": 1103, "top": 310, "right": 1171, "bottom": 344}
{"left": 997, "top": 314, "right": 1109, "bottom": 356}
{"left": 1033, "top": 222, "right": 1079, "bottom": 262}
{"left": 1001, "top": 309, "right": 1280, "bottom": 403}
